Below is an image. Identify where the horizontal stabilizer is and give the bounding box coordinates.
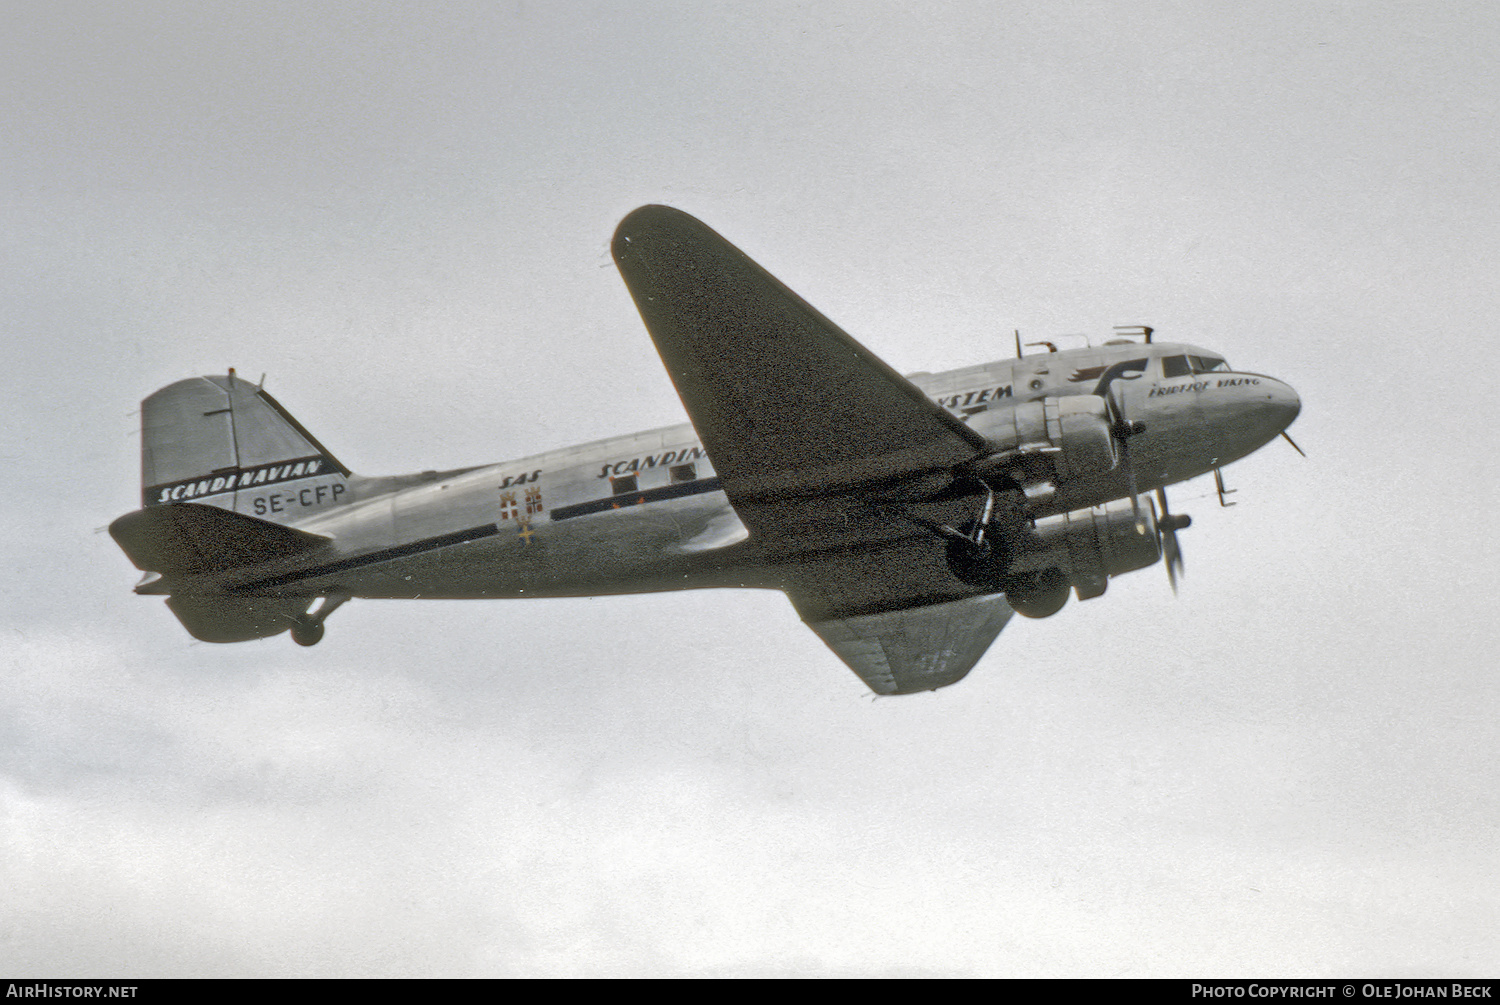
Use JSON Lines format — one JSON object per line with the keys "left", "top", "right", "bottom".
{"left": 110, "top": 502, "right": 330, "bottom": 574}
{"left": 613, "top": 206, "right": 986, "bottom": 502}
{"left": 166, "top": 595, "right": 311, "bottom": 643}
{"left": 807, "top": 594, "right": 1014, "bottom": 695}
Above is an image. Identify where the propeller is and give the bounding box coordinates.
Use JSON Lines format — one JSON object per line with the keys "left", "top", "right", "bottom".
{"left": 1153, "top": 487, "right": 1191, "bottom": 593}
{"left": 1096, "top": 359, "right": 1187, "bottom": 584}
{"left": 1100, "top": 368, "right": 1147, "bottom": 531}
{"left": 1115, "top": 419, "right": 1145, "bottom": 530}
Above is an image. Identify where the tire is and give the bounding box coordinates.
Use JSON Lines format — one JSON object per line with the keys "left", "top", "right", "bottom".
{"left": 946, "top": 537, "right": 1009, "bottom": 591}
{"left": 290, "top": 620, "right": 325, "bottom": 647}
{"left": 1003, "top": 567, "right": 1071, "bottom": 618}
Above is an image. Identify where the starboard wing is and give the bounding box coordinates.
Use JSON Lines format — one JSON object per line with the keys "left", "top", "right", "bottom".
{"left": 612, "top": 205, "right": 986, "bottom": 503}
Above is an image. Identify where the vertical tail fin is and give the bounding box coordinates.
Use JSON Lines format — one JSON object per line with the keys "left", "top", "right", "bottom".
{"left": 141, "top": 371, "right": 352, "bottom": 524}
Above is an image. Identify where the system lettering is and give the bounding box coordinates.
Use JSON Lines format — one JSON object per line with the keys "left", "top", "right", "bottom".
{"left": 937, "top": 385, "right": 1012, "bottom": 409}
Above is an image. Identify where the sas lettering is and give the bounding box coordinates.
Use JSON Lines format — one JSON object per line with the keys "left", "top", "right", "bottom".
{"left": 598, "top": 447, "right": 706, "bottom": 479}
{"left": 499, "top": 470, "right": 542, "bottom": 489}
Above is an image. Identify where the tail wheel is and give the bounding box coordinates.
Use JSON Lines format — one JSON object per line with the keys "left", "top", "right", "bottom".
{"left": 288, "top": 593, "right": 348, "bottom": 646}
{"left": 290, "top": 620, "right": 325, "bottom": 647}
{"left": 1003, "top": 567, "right": 1071, "bottom": 619}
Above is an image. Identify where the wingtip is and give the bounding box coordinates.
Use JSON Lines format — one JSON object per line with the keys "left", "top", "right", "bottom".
{"left": 613, "top": 205, "right": 711, "bottom": 256}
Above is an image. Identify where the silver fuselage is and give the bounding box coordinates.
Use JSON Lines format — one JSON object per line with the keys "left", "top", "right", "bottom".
{"left": 142, "top": 340, "right": 1299, "bottom": 603}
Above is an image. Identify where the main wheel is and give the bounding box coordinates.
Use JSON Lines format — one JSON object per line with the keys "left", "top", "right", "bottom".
{"left": 290, "top": 620, "right": 325, "bottom": 647}
{"left": 1003, "top": 567, "right": 1071, "bottom": 619}
{"left": 946, "top": 536, "right": 1009, "bottom": 591}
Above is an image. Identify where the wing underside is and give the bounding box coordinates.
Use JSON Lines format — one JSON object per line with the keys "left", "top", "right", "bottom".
{"left": 807, "top": 594, "right": 1014, "bottom": 695}
{"left": 779, "top": 536, "right": 1015, "bottom": 693}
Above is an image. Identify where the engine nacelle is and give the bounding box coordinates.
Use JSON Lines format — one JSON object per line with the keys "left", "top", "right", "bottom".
{"left": 1007, "top": 499, "right": 1161, "bottom": 600}
{"left": 968, "top": 394, "right": 1119, "bottom": 483}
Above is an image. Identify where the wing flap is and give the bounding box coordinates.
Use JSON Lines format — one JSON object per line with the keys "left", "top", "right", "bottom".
{"left": 612, "top": 206, "right": 985, "bottom": 501}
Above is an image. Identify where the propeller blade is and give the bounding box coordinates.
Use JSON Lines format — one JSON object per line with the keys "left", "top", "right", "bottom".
{"left": 1281, "top": 431, "right": 1306, "bottom": 457}
{"left": 1154, "top": 487, "right": 1189, "bottom": 594}
{"left": 1163, "top": 528, "right": 1182, "bottom": 593}
{"left": 1106, "top": 384, "right": 1146, "bottom": 531}
{"left": 1122, "top": 435, "right": 1143, "bottom": 530}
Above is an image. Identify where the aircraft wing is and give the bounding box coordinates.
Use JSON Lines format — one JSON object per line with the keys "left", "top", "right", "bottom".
{"left": 612, "top": 205, "right": 987, "bottom": 502}
{"left": 614, "top": 206, "right": 1010, "bottom": 694}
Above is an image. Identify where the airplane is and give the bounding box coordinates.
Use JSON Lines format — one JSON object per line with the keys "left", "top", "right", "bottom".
{"left": 110, "top": 205, "right": 1301, "bottom": 695}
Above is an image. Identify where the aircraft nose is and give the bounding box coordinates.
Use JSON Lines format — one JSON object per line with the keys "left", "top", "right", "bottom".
{"left": 1261, "top": 377, "right": 1301, "bottom": 433}
{"left": 1232, "top": 375, "right": 1301, "bottom": 450}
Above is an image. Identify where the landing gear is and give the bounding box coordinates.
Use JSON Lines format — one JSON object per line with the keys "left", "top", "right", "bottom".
{"left": 1001, "top": 567, "right": 1071, "bottom": 619}
{"left": 908, "top": 479, "right": 1074, "bottom": 619}
{"left": 935, "top": 484, "right": 1008, "bottom": 590}
{"left": 945, "top": 536, "right": 1009, "bottom": 592}
{"left": 943, "top": 529, "right": 1071, "bottom": 617}
{"left": 289, "top": 593, "right": 348, "bottom": 647}
{"left": 290, "top": 620, "right": 325, "bottom": 646}
{"left": 946, "top": 537, "right": 1071, "bottom": 618}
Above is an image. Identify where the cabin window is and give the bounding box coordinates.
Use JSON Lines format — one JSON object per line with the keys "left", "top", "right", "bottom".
{"left": 610, "top": 474, "right": 638, "bottom": 495}
{"left": 1162, "top": 355, "right": 1192, "bottom": 378}
{"left": 669, "top": 463, "right": 697, "bottom": 484}
{"left": 1191, "top": 355, "right": 1229, "bottom": 373}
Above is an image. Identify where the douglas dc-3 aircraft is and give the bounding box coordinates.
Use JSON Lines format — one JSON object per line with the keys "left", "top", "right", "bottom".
{"left": 111, "top": 206, "right": 1301, "bottom": 694}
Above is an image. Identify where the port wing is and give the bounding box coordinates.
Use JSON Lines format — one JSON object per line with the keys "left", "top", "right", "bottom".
{"left": 612, "top": 205, "right": 986, "bottom": 503}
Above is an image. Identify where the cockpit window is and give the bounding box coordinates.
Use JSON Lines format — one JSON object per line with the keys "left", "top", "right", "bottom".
{"left": 1190, "top": 355, "right": 1229, "bottom": 373}
{"left": 1162, "top": 355, "right": 1192, "bottom": 378}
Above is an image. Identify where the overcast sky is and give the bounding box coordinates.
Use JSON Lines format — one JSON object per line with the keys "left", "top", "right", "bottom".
{"left": 3, "top": 0, "right": 1497, "bottom": 977}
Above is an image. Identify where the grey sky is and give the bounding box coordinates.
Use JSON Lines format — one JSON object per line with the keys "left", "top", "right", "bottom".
{"left": 3, "top": 1, "right": 1497, "bottom": 976}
